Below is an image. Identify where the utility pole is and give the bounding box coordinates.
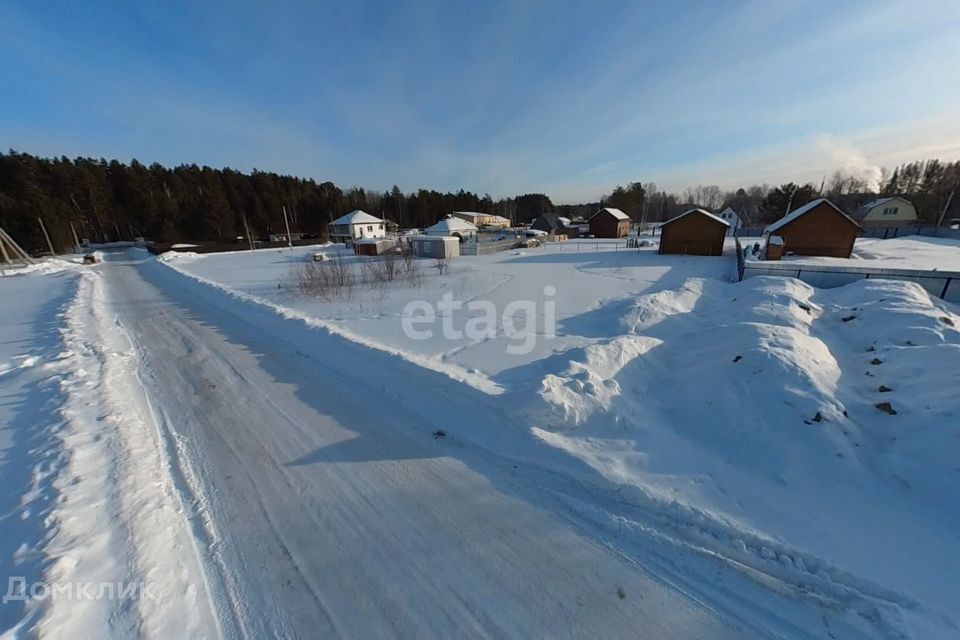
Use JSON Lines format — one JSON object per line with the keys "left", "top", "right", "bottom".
{"left": 282, "top": 204, "right": 293, "bottom": 249}
{"left": 240, "top": 213, "right": 254, "bottom": 251}
{"left": 69, "top": 222, "right": 81, "bottom": 253}
{"left": 38, "top": 217, "right": 56, "bottom": 256}
{"left": 936, "top": 189, "right": 955, "bottom": 230}
{"left": 0, "top": 225, "right": 35, "bottom": 264}
{"left": 785, "top": 184, "right": 799, "bottom": 216}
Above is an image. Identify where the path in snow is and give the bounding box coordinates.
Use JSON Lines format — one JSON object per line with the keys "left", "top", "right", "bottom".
{"left": 97, "top": 250, "right": 744, "bottom": 638}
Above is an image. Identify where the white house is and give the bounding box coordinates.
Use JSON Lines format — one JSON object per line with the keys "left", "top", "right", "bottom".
{"left": 851, "top": 197, "right": 917, "bottom": 228}
{"left": 716, "top": 207, "right": 741, "bottom": 236}
{"left": 328, "top": 210, "right": 386, "bottom": 243}
{"left": 424, "top": 215, "right": 478, "bottom": 242}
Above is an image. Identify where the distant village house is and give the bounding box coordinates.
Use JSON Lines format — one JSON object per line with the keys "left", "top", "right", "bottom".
{"left": 452, "top": 211, "right": 511, "bottom": 229}
{"left": 588, "top": 207, "right": 631, "bottom": 238}
{"left": 530, "top": 213, "right": 578, "bottom": 239}
{"left": 716, "top": 207, "right": 741, "bottom": 236}
{"left": 424, "top": 215, "right": 478, "bottom": 242}
{"left": 329, "top": 210, "right": 387, "bottom": 244}
{"left": 850, "top": 197, "right": 917, "bottom": 228}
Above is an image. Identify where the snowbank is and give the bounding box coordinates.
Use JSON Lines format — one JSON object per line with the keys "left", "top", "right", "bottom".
{"left": 528, "top": 276, "right": 960, "bottom": 637}
{"left": 0, "top": 256, "right": 86, "bottom": 277}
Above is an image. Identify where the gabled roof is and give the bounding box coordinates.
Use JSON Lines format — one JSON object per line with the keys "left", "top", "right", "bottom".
{"left": 532, "top": 213, "right": 571, "bottom": 231}
{"left": 425, "top": 216, "right": 478, "bottom": 234}
{"left": 850, "top": 196, "right": 914, "bottom": 220}
{"left": 764, "top": 198, "right": 862, "bottom": 234}
{"left": 589, "top": 207, "right": 630, "bottom": 221}
{"left": 330, "top": 210, "right": 384, "bottom": 226}
{"left": 718, "top": 206, "right": 739, "bottom": 218}
{"left": 663, "top": 208, "right": 730, "bottom": 227}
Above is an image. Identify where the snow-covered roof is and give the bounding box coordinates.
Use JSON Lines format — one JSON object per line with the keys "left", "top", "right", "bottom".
{"left": 589, "top": 207, "right": 630, "bottom": 221}
{"left": 353, "top": 237, "right": 393, "bottom": 245}
{"left": 663, "top": 208, "right": 730, "bottom": 227}
{"left": 532, "top": 213, "right": 572, "bottom": 231}
{"left": 330, "top": 210, "right": 384, "bottom": 226}
{"left": 863, "top": 197, "right": 895, "bottom": 209}
{"left": 764, "top": 199, "right": 860, "bottom": 234}
{"left": 425, "top": 216, "right": 478, "bottom": 234}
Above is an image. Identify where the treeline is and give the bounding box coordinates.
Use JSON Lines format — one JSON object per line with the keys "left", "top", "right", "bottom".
{"left": 587, "top": 159, "right": 960, "bottom": 228}
{"left": 0, "top": 150, "right": 556, "bottom": 253}
{"left": 1, "top": 150, "right": 957, "bottom": 254}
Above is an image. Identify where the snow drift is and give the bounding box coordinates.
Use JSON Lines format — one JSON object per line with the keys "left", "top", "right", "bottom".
{"left": 529, "top": 276, "right": 960, "bottom": 637}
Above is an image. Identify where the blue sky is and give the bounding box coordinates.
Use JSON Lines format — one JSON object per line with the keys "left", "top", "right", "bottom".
{"left": 2, "top": 1, "right": 959, "bottom": 203}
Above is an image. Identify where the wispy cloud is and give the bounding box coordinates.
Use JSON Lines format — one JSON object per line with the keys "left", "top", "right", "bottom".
{"left": 1, "top": 1, "right": 959, "bottom": 202}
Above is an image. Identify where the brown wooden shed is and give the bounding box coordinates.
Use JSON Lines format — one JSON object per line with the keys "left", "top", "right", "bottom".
{"left": 658, "top": 209, "right": 729, "bottom": 256}
{"left": 588, "top": 208, "right": 631, "bottom": 238}
{"left": 764, "top": 199, "right": 862, "bottom": 259}
{"left": 353, "top": 238, "right": 397, "bottom": 256}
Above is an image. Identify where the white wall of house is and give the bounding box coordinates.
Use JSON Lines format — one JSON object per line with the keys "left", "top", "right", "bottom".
{"left": 861, "top": 199, "right": 917, "bottom": 226}
{"left": 717, "top": 208, "right": 741, "bottom": 236}
{"left": 331, "top": 222, "right": 386, "bottom": 240}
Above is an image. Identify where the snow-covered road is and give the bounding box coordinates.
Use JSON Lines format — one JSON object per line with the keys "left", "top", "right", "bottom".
{"left": 97, "top": 249, "right": 744, "bottom": 638}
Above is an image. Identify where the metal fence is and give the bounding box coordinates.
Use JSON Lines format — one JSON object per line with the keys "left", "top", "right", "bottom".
{"left": 736, "top": 224, "right": 960, "bottom": 241}
{"left": 740, "top": 259, "right": 960, "bottom": 303}
{"left": 543, "top": 240, "right": 637, "bottom": 252}
{"left": 460, "top": 238, "right": 521, "bottom": 255}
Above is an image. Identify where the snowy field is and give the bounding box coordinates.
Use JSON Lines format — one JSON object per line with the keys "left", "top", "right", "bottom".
{"left": 164, "top": 240, "right": 738, "bottom": 384}
{"left": 2, "top": 238, "right": 959, "bottom": 639}
{"left": 164, "top": 239, "right": 960, "bottom": 639}
{"left": 746, "top": 234, "right": 960, "bottom": 271}
{"left": 851, "top": 236, "right": 960, "bottom": 270}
